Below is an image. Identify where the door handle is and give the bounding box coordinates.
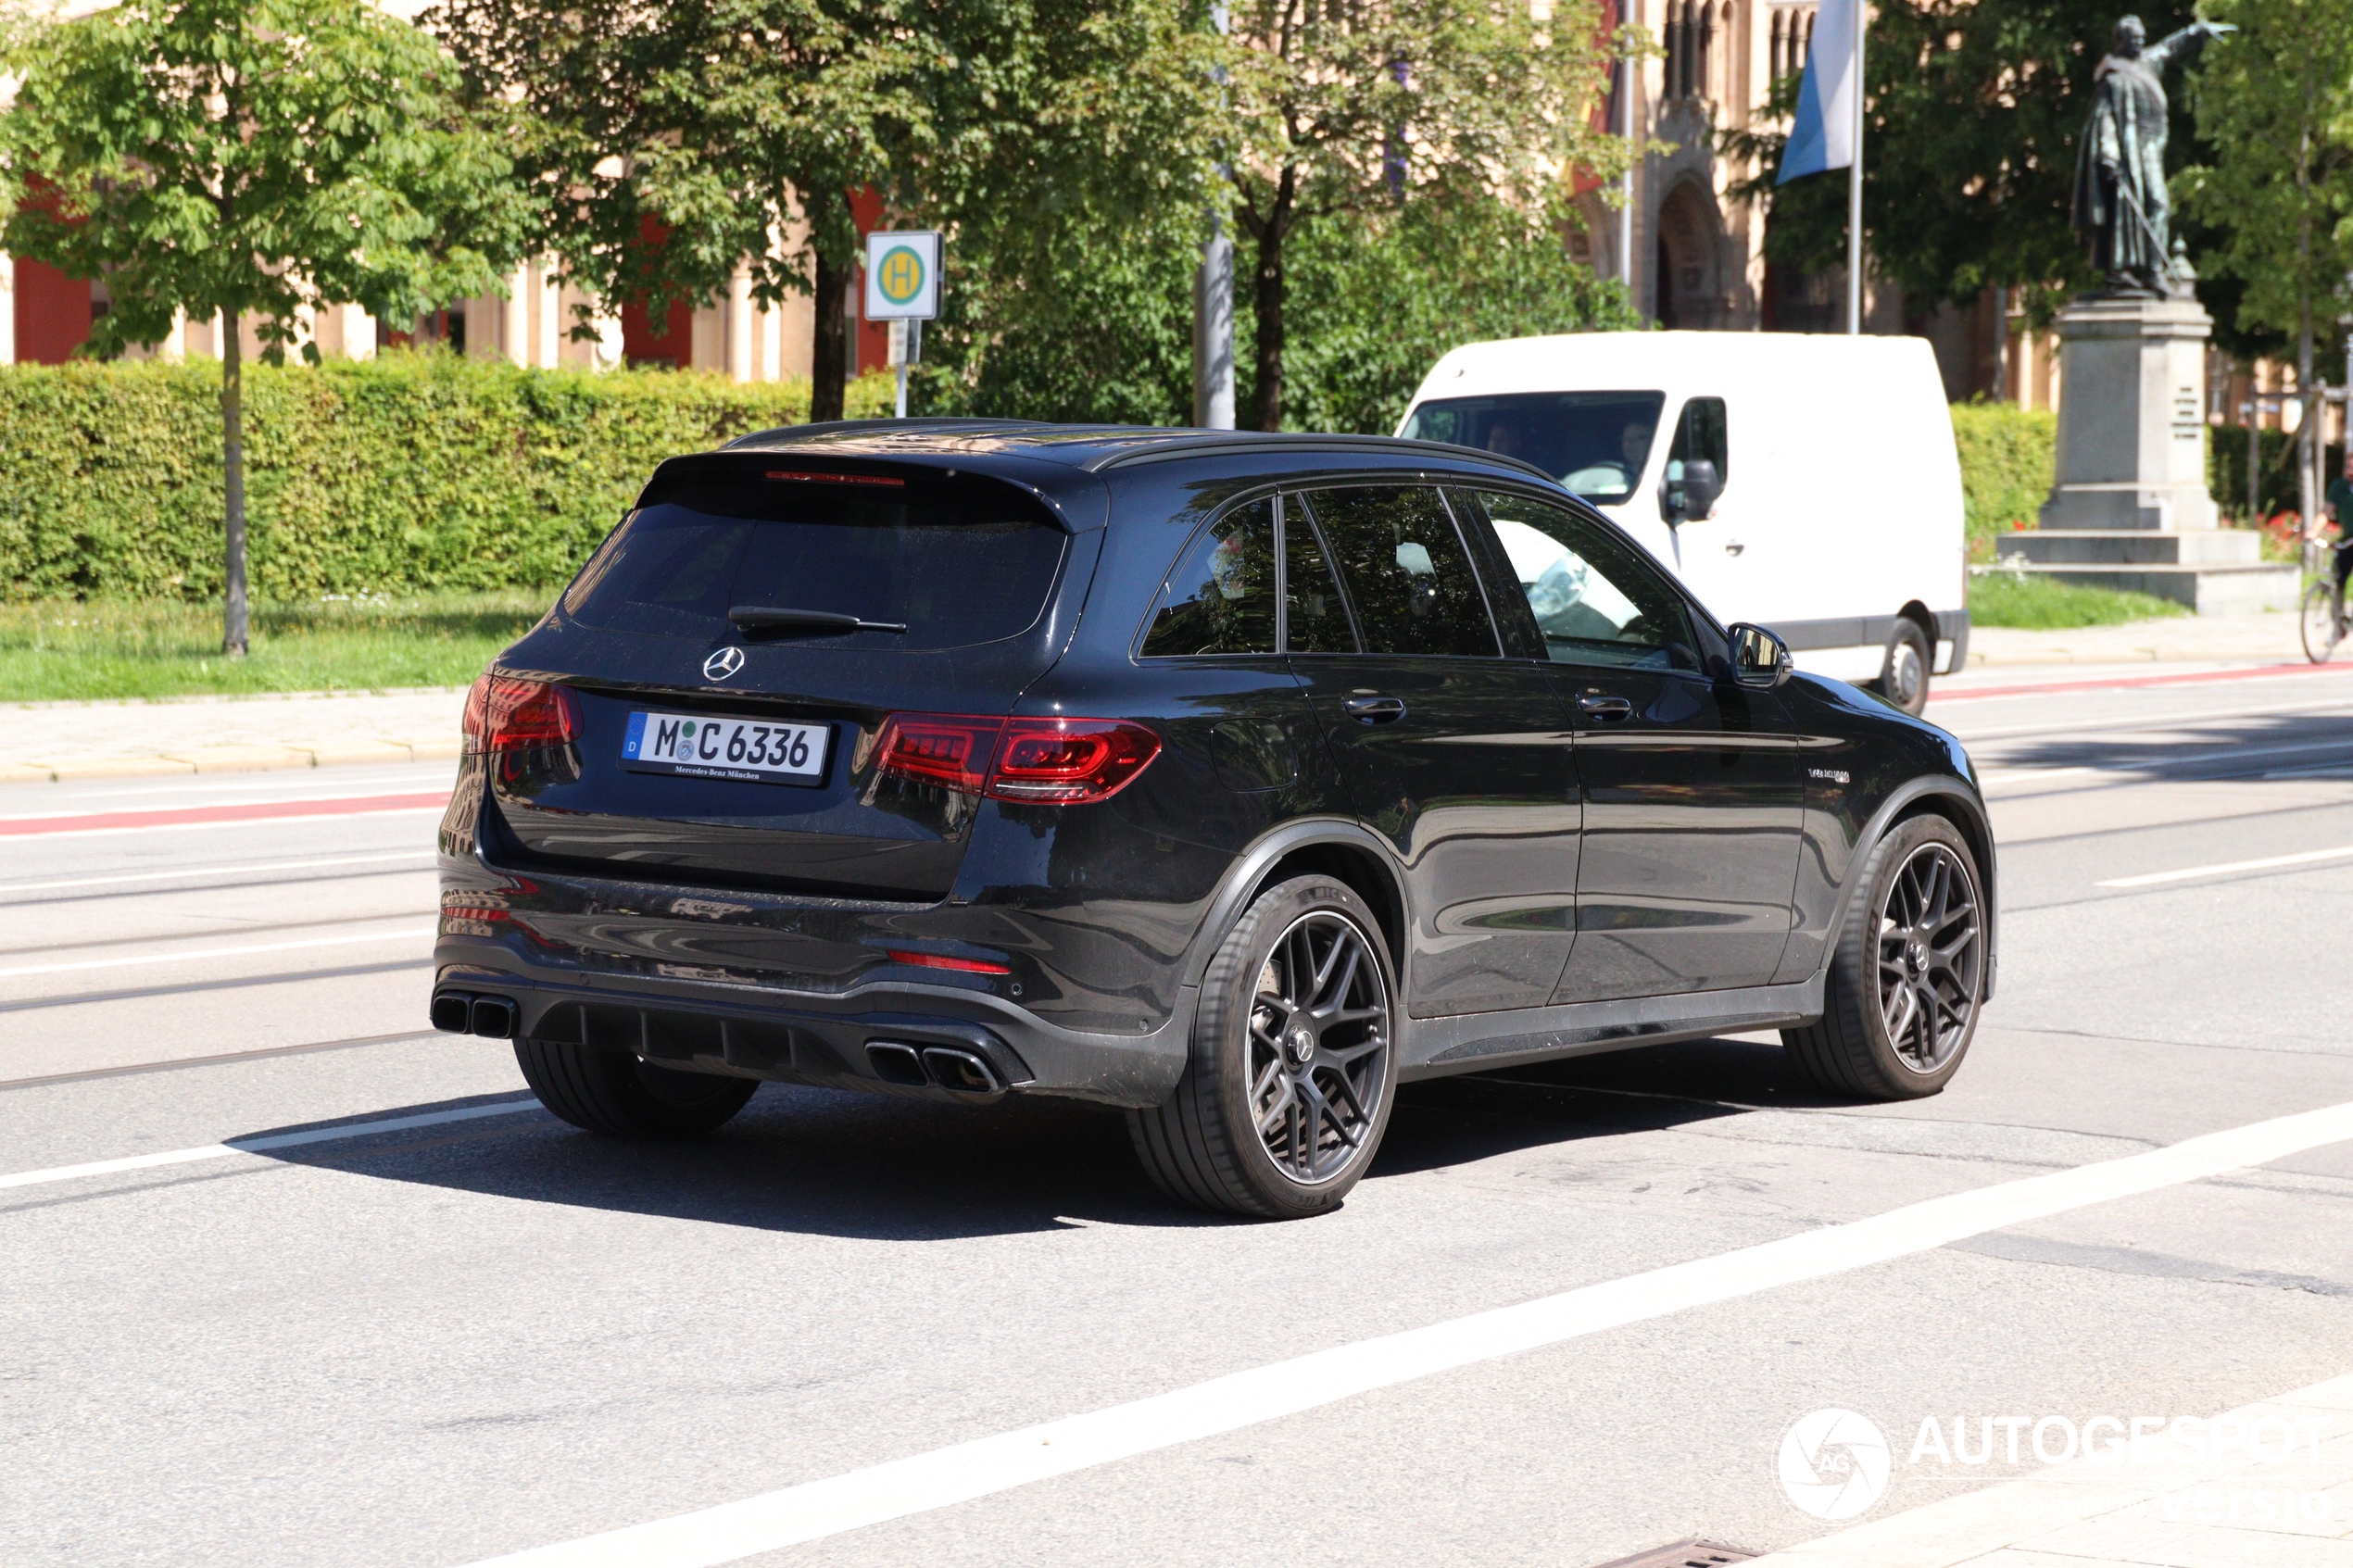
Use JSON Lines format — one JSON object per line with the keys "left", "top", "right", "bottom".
{"left": 1578, "top": 694, "right": 1634, "bottom": 722}
{"left": 1342, "top": 692, "right": 1407, "bottom": 724}
{"left": 1723, "top": 540, "right": 1745, "bottom": 556}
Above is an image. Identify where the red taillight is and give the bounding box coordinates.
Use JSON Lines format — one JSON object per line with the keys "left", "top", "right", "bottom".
{"left": 873, "top": 713, "right": 1001, "bottom": 794}
{"left": 884, "top": 948, "right": 1013, "bottom": 975}
{"left": 463, "top": 674, "right": 580, "bottom": 753}
{"left": 989, "top": 719, "right": 1162, "bottom": 802}
{"left": 872, "top": 713, "right": 1161, "bottom": 804}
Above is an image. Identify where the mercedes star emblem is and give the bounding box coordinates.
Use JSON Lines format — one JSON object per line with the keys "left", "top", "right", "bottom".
{"left": 702, "top": 646, "right": 746, "bottom": 682}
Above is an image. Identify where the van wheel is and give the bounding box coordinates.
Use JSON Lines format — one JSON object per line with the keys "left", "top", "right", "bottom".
{"left": 1783, "top": 814, "right": 1985, "bottom": 1099}
{"left": 1876, "top": 619, "right": 1932, "bottom": 715}
{"left": 515, "top": 1037, "right": 757, "bottom": 1137}
{"left": 1126, "top": 876, "right": 1397, "bottom": 1220}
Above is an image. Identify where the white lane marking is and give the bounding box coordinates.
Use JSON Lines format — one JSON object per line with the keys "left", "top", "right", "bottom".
{"left": 1945, "top": 694, "right": 2353, "bottom": 745}
{"left": 0, "top": 850, "right": 436, "bottom": 896}
{"left": 3, "top": 806, "right": 446, "bottom": 842}
{"left": 459, "top": 1099, "right": 2353, "bottom": 1568}
{"left": 0, "top": 925, "right": 437, "bottom": 979}
{"left": 2097, "top": 845, "right": 2353, "bottom": 888}
{"left": 0, "top": 1099, "right": 539, "bottom": 1192}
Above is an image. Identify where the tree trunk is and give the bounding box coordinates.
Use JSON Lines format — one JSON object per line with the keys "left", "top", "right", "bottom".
{"left": 222, "top": 312, "right": 249, "bottom": 658}
{"left": 812, "top": 247, "right": 849, "bottom": 423}
{"left": 1246, "top": 169, "right": 1295, "bottom": 433}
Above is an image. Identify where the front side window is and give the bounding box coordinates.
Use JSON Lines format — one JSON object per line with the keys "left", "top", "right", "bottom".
{"left": 1297, "top": 486, "right": 1499, "bottom": 659}
{"left": 1465, "top": 490, "right": 1699, "bottom": 671}
{"left": 1400, "top": 392, "right": 1667, "bottom": 506}
{"left": 1139, "top": 498, "right": 1277, "bottom": 657}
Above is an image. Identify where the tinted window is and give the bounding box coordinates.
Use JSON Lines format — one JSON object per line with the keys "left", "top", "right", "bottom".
{"left": 1466, "top": 490, "right": 1698, "bottom": 671}
{"left": 1139, "top": 499, "right": 1277, "bottom": 657}
{"left": 1664, "top": 396, "right": 1729, "bottom": 483}
{"left": 1299, "top": 486, "right": 1498, "bottom": 658}
{"left": 1400, "top": 392, "right": 1667, "bottom": 505}
{"left": 1282, "top": 497, "right": 1354, "bottom": 654}
{"left": 563, "top": 469, "right": 1066, "bottom": 650}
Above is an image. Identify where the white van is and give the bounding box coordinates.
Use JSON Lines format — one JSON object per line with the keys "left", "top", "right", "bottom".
{"left": 1396, "top": 331, "right": 1968, "bottom": 713}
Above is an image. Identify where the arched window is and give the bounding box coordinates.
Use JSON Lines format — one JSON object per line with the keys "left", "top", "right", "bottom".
{"left": 1802, "top": 9, "right": 1814, "bottom": 69}
{"left": 1770, "top": 10, "right": 1786, "bottom": 84}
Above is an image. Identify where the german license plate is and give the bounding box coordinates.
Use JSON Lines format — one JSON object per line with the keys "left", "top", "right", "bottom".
{"left": 621, "top": 710, "right": 831, "bottom": 786}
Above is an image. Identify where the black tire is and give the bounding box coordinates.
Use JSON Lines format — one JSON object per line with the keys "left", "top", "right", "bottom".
{"left": 1126, "top": 875, "right": 1398, "bottom": 1219}
{"left": 1875, "top": 617, "right": 1933, "bottom": 716}
{"left": 514, "top": 1037, "right": 758, "bottom": 1137}
{"left": 1783, "top": 814, "right": 1986, "bottom": 1100}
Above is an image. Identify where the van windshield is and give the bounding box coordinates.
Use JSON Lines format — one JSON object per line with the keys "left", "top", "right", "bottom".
{"left": 1400, "top": 392, "right": 1667, "bottom": 506}
{"left": 561, "top": 470, "right": 1067, "bottom": 649}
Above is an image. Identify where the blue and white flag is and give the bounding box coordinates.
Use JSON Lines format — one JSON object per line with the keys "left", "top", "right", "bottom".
{"left": 1778, "top": 0, "right": 1857, "bottom": 183}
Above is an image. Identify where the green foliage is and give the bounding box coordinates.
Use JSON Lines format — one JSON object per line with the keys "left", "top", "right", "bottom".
{"left": 1967, "top": 571, "right": 2189, "bottom": 629}
{"left": 0, "top": 0, "right": 530, "bottom": 360}
{"left": 917, "top": 190, "right": 1637, "bottom": 433}
{"left": 1223, "top": 0, "right": 1628, "bottom": 428}
{"left": 2208, "top": 423, "right": 2344, "bottom": 521}
{"left": 1271, "top": 196, "right": 1640, "bottom": 435}
{"left": 2179, "top": 0, "right": 2353, "bottom": 367}
{"left": 1722, "top": 0, "right": 2208, "bottom": 324}
{"left": 1949, "top": 404, "right": 2057, "bottom": 560}
{"left": 0, "top": 592, "right": 547, "bottom": 701}
{"left": 0, "top": 353, "right": 894, "bottom": 601}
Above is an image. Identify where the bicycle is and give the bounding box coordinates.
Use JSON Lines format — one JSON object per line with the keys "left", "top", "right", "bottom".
{"left": 2302, "top": 576, "right": 2342, "bottom": 663}
{"left": 2306, "top": 543, "right": 2353, "bottom": 664}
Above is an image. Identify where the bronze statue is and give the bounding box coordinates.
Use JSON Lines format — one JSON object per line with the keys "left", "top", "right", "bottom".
{"left": 2070, "top": 14, "right": 2233, "bottom": 295}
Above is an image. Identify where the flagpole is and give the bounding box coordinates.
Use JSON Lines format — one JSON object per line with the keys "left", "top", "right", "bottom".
{"left": 1846, "top": 0, "right": 1864, "bottom": 333}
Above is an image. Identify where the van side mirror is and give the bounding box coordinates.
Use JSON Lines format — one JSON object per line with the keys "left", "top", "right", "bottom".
{"left": 1729, "top": 622, "right": 1793, "bottom": 688}
{"left": 1664, "top": 458, "right": 1723, "bottom": 523}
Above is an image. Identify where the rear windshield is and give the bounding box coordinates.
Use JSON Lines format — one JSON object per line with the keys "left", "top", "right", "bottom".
{"left": 561, "top": 468, "right": 1067, "bottom": 649}
{"left": 1400, "top": 392, "right": 1667, "bottom": 506}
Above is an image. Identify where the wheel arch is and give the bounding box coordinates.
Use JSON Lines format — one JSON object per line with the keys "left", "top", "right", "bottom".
{"left": 1181, "top": 821, "right": 1411, "bottom": 995}
{"left": 1822, "top": 776, "right": 1999, "bottom": 1002}
{"left": 1899, "top": 600, "right": 1939, "bottom": 643}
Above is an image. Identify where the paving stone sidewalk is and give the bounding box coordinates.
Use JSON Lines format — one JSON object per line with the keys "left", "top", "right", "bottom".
{"left": 0, "top": 687, "right": 467, "bottom": 782}
{"left": 1747, "top": 1373, "right": 2353, "bottom": 1568}
{"left": 1969, "top": 613, "right": 2307, "bottom": 667}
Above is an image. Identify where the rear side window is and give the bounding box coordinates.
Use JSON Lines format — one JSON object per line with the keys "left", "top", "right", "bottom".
{"left": 1297, "top": 486, "right": 1499, "bottom": 658}
{"left": 1139, "top": 498, "right": 1277, "bottom": 657}
{"left": 562, "top": 468, "right": 1067, "bottom": 649}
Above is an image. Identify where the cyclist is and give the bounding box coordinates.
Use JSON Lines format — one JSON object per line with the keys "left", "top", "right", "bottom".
{"left": 2334, "top": 446, "right": 2353, "bottom": 620}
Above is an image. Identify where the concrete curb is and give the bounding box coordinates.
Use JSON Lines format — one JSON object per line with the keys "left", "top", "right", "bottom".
{"left": 0, "top": 737, "right": 463, "bottom": 783}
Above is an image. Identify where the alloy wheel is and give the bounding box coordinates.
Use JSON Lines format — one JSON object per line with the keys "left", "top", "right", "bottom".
{"left": 1875, "top": 842, "right": 1982, "bottom": 1074}
{"left": 1246, "top": 910, "right": 1391, "bottom": 1185}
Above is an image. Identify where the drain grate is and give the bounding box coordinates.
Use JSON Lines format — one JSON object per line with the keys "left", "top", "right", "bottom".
{"left": 1588, "top": 1540, "right": 1757, "bottom": 1568}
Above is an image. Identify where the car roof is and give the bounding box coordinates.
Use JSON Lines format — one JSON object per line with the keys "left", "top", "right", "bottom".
{"left": 720, "top": 418, "right": 1559, "bottom": 487}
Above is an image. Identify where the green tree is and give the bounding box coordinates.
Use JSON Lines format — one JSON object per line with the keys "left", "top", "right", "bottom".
{"left": 1223, "top": 0, "right": 1627, "bottom": 430}
{"left": 1723, "top": 0, "right": 2209, "bottom": 325}
{"left": 0, "top": 0, "right": 531, "bottom": 654}
{"left": 431, "top": 0, "right": 942, "bottom": 422}
{"left": 2179, "top": 0, "right": 2353, "bottom": 532}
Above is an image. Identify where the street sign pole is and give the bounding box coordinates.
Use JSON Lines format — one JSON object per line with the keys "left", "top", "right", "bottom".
{"left": 862, "top": 231, "right": 942, "bottom": 420}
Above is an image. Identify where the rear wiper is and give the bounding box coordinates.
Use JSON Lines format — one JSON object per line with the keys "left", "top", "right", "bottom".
{"left": 727, "top": 605, "right": 908, "bottom": 636}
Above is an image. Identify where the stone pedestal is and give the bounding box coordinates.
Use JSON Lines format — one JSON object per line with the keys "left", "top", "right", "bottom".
{"left": 2013, "top": 293, "right": 2296, "bottom": 614}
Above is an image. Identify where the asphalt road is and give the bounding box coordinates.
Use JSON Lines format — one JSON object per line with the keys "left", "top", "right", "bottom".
{"left": 6, "top": 664, "right": 2353, "bottom": 1568}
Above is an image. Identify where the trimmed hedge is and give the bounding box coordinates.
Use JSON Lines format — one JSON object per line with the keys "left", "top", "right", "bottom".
{"left": 1949, "top": 403, "right": 2057, "bottom": 561}
{"left": 0, "top": 353, "right": 894, "bottom": 600}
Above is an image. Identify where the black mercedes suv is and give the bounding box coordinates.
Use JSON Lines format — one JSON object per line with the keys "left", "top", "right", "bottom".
{"left": 433, "top": 420, "right": 1994, "bottom": 1219}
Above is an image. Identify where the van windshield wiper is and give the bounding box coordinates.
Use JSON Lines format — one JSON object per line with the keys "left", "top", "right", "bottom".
{"left": 727, "top": 605, "right": 908, "bottom": 636}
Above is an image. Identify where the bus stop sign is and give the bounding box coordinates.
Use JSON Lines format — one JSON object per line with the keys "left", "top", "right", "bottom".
{"left": 863, "top": 231, "right": 941, "bottom": 320}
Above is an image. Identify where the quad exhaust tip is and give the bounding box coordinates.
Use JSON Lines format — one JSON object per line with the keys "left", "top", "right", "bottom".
{"left": 430, "top": 989, "right": 519, "bottom": 1040}
{"left": 865, "top": 1041, "right": 1005, "bottom": 1097}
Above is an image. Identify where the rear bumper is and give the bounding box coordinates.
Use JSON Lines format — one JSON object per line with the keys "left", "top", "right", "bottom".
{"left": 433, "top": 937, "right": 1195, "bottom": 1110}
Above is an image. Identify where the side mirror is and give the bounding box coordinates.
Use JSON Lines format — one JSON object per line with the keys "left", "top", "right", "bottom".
{"left": 1661, "top": 458, "right": 1722, "bottom": 523}
{"left": 1729, "top": 622, "right": 1793, "bottom": 688}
